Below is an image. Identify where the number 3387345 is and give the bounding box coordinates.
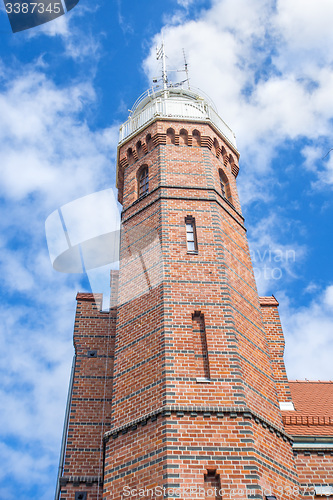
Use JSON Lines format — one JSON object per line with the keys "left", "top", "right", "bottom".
{"left": 5, "top": 3, "right": 62, "bottom": 14}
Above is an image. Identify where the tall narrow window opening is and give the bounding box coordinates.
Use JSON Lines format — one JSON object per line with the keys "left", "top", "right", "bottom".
{"left": 138, "top": 166, "right": 149, "bottom": 197}
{"left": 192, "top": 129, "right": 201, "bottom": 147}
{"left": 204, "top": 470, "right": 221, "bottom": 500}
{"left": 166, "top": 128, "right": 175, "bottom": 144}
{"left": 192, "top": 311, "right": 210, "bottom": 380}
{"left": 185, "top": 216, "right": 197, "bottom": 253}
{"left": 219, "top": 168, "right": 233, "bottom": 204}
{"left": 179, "top": 128, "right": 188, "bottom": 145}
{"left": 220, "top": 175, "right": 226, "bottom": 197}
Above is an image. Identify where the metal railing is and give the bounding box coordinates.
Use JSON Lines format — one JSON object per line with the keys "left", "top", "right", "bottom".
{"left": 119, "top": 88, "right": 237, "bottom": 148}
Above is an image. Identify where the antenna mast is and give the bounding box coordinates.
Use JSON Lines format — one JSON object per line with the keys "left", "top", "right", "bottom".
{"left": 183, "top": 49, "right": 190, "bottom": 89}
{"left": 155, "top": 43, "right": 190, "bottom": 90}
{"left": 156, "top": 39, "right": 168, "bottom": 90}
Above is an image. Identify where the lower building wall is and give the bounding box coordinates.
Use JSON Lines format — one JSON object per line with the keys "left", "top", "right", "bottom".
{"left": 59, "top": 482, "right": 101, "bottom": 500}
{"left": 293, "top": 451, "right": 333, "bottom": 499}
{"left": 104, "top": 411, "right": 300, "bottom": 500}
{"left": 103, "top": 417, "right": 166, "bottom": 499}
{"left": 59, "top": 294, "right": 116, "bottom": 500}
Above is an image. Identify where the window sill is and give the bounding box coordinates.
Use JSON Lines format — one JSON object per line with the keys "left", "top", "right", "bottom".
{"left": 138, "top": 192, "right": 149, "bottom": 201}
{"left": 196, "top": 377, "right": 211, "bottom": 384}
{"left": 187, "top": 251, "right": 198, "bottom": 255}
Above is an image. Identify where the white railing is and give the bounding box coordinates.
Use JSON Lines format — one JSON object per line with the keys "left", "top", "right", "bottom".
{"left": 119, "top": 94, "right": 237, "bottom": 148}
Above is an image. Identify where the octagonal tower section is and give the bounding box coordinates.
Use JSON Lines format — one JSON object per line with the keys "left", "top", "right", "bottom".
{"left": 104, "top": 87, "right": 300, "bottom": 500}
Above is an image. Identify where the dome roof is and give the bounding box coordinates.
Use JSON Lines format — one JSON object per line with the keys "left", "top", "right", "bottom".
{"left": 130, "top": 86, "right": 218, "bottom": 116}
{"left": 118, "top": 85, "right": 237, "bottom": 150}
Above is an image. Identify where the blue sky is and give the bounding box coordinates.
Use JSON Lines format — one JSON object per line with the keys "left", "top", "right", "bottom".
{"left": 0, "top": 0, "right": 333, "bottom": 498}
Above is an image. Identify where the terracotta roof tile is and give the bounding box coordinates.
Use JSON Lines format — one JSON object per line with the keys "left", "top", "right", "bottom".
{"left": 76, "top": 292, "right": 103, "bottom": 302}
{"left": 259, "top": 296, "right": 279, "bottom": 306}
{"left": 288, "top": 381, "right": 333, "bottom": 415}
{"left": 283, "top": 381, "right": 333, "bottom": 437}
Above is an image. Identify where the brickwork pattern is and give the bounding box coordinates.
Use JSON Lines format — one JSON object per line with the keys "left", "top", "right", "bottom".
{"left": 58, "top": 105, "right": 333, "bottom": 500}
{"left": 103, "top": 118, "right": 301, "bottom": 498}
{"left": 59, "top": 294, "right": 116, "bottom": 500}
{"left": 104, "top": 413, "right": 299, "bottom": 500}
{"left": 259, "top": 297, "right": 293, "bottom": 403}
{"left": 294, "top": 451, "right": 333, "bottom": 499}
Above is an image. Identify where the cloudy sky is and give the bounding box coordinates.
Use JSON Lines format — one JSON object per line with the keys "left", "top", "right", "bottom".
{"left": 0, "top": 0, "right": 332, "bottom": 498}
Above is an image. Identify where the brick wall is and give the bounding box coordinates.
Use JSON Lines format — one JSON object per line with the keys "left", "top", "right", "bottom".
{"left": 104, "top": 412, "right": 299, "bottom": 500}
{"left": 59, "top": 293, "right": 116, "bottom": 500}
{"left": 58, "top": 111, "right": 333, "bottom": 500}
{"left": 104, "top": 119, "right": 300, "bottom": 498}
{"left": 293, "top": 451, "right": 333, "bottom": 499}
{"left": 259, "top": 296, "right": 293, "bottom": 403}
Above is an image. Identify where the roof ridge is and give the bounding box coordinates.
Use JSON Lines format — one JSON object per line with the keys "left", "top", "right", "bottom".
{"left": 289, "top": 380, "right": 333, "bottom": 384}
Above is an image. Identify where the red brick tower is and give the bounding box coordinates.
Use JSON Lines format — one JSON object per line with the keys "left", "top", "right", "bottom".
{"left": 101, "top": 85, "right": 301, "bottom": 500}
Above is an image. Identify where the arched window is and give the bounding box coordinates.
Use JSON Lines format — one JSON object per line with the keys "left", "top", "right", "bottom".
{"left": 127, "top": 147, "right": 134, "bottom": 165}
{"left": 220, "top": 175, "right": 226, "bottom": 198}
{"left": 138, "top": 166, "right": 149, "bottom": 197}
{"left": 136, "top": 140, "right": 144, "bottom": 159}
{"left": 192, "top": 129, "right": 201, "bottom": 147}
{"left": 146, "top": 133, "right": 154, "bottom": 151}
{"left": 219, "top": 169, "right": 231, "bottom": 202}
{"left": 179, "top": 128, "right": 188, "bottom": 145}
{"left": 221, "top": 146, "right": 227, "bottom": 165}
{"left": 166, "top": 128, "right": 175, "bottom": 144}
{"left": 213, "top": 138, "right": 220, "bottom": 157}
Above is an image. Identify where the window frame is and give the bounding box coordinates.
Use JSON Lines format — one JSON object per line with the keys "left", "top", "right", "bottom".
{"left": 138, "top": 165, "right": 149, "bottom": 198}
{"left": 220, "top": 175, "right": 226, "bottom": 198}
{"left": 185, "top": 216, "right": 198, "bottom": 254}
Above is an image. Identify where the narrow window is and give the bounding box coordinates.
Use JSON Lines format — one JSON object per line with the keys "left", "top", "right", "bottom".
{"left": 213, "top": 138, "right": 220, "bottom": 158}
{"left": 192, "top": 311, "right": 210, "bottom": 380}
{"left": 136, "top": 140, "right": 144, "bottom": 159}
{"left": 138, "top": 166, "right": 149, "bottom": 197}
{"left": 127, "top": 147, "right": 134, "bottom": 165}
{"left": 192, "top": 129, "right": 201, "bottom": 147}
{"left": 166, "top": 128, "right": 175, "bottom": 144}
{"left": 179, "top": 128, "right": 188, "bottom": 145}
{"left": 185, "top": 216, "right": 197, "bottom": 253}
{"left": 221, "top": 146, "right": 227, "bottom": 165}
{"left": 146, "top": 133, "right": 154, "bottom": 151}
{"left": 204, "top": 470, "right": 221, "bottom": 500}
{"left": 219, "top": 168, "right": 233, "bottom": 204}
{"left": 220, "top": 174, "right": 226, "bottom": 198}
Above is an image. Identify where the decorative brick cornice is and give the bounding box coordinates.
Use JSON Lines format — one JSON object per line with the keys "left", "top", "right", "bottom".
{"left": 283, "top": 415, "right": 333, "bottom": 426}
{"left": 231, "top": 162, "right": 240, "bottom": 177}
{"left": 118, "top": 130, "right": 239, "bottom": 179}
{"left": 104, "top": 405, "right": 293, "bottom": 444}
{"left": 59, "top": 476, "right": 102, "bottom": 486}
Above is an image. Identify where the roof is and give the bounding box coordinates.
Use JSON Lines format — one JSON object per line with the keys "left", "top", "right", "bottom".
{"left": 76, "top": 292, "right": 103, "bottom": 303}
{"left": 118, "top": 86, "right": 238, "bottom": 150}
{"left": 259, "top": 296, "right": 279, "bottom": 307}
{"left": 283, "top": 381, "right": 333, "bottom": 436}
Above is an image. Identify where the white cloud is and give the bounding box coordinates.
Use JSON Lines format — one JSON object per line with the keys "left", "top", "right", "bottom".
{"left": 324, "top": 285, "right": 333, "bottom": 308}
{"left": 280, "top": 285, "right": 333, "bottom": 380}
{"left": 276, "top": 0, "right": 333, "bottom": 53}
{"left": 0, "top": 61, "right": 118, "bottom": 497}
{"left": 27, "top": 3, "right": 102, "bottom": 61}
{"left": 0, "top": 68, "right": 118, "bottom": 205}
{"left": 247, "top": 213, "right": 307, "bottom": 295}
{"left": 144, "top": 0, "right": 333, "bottom": 183}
